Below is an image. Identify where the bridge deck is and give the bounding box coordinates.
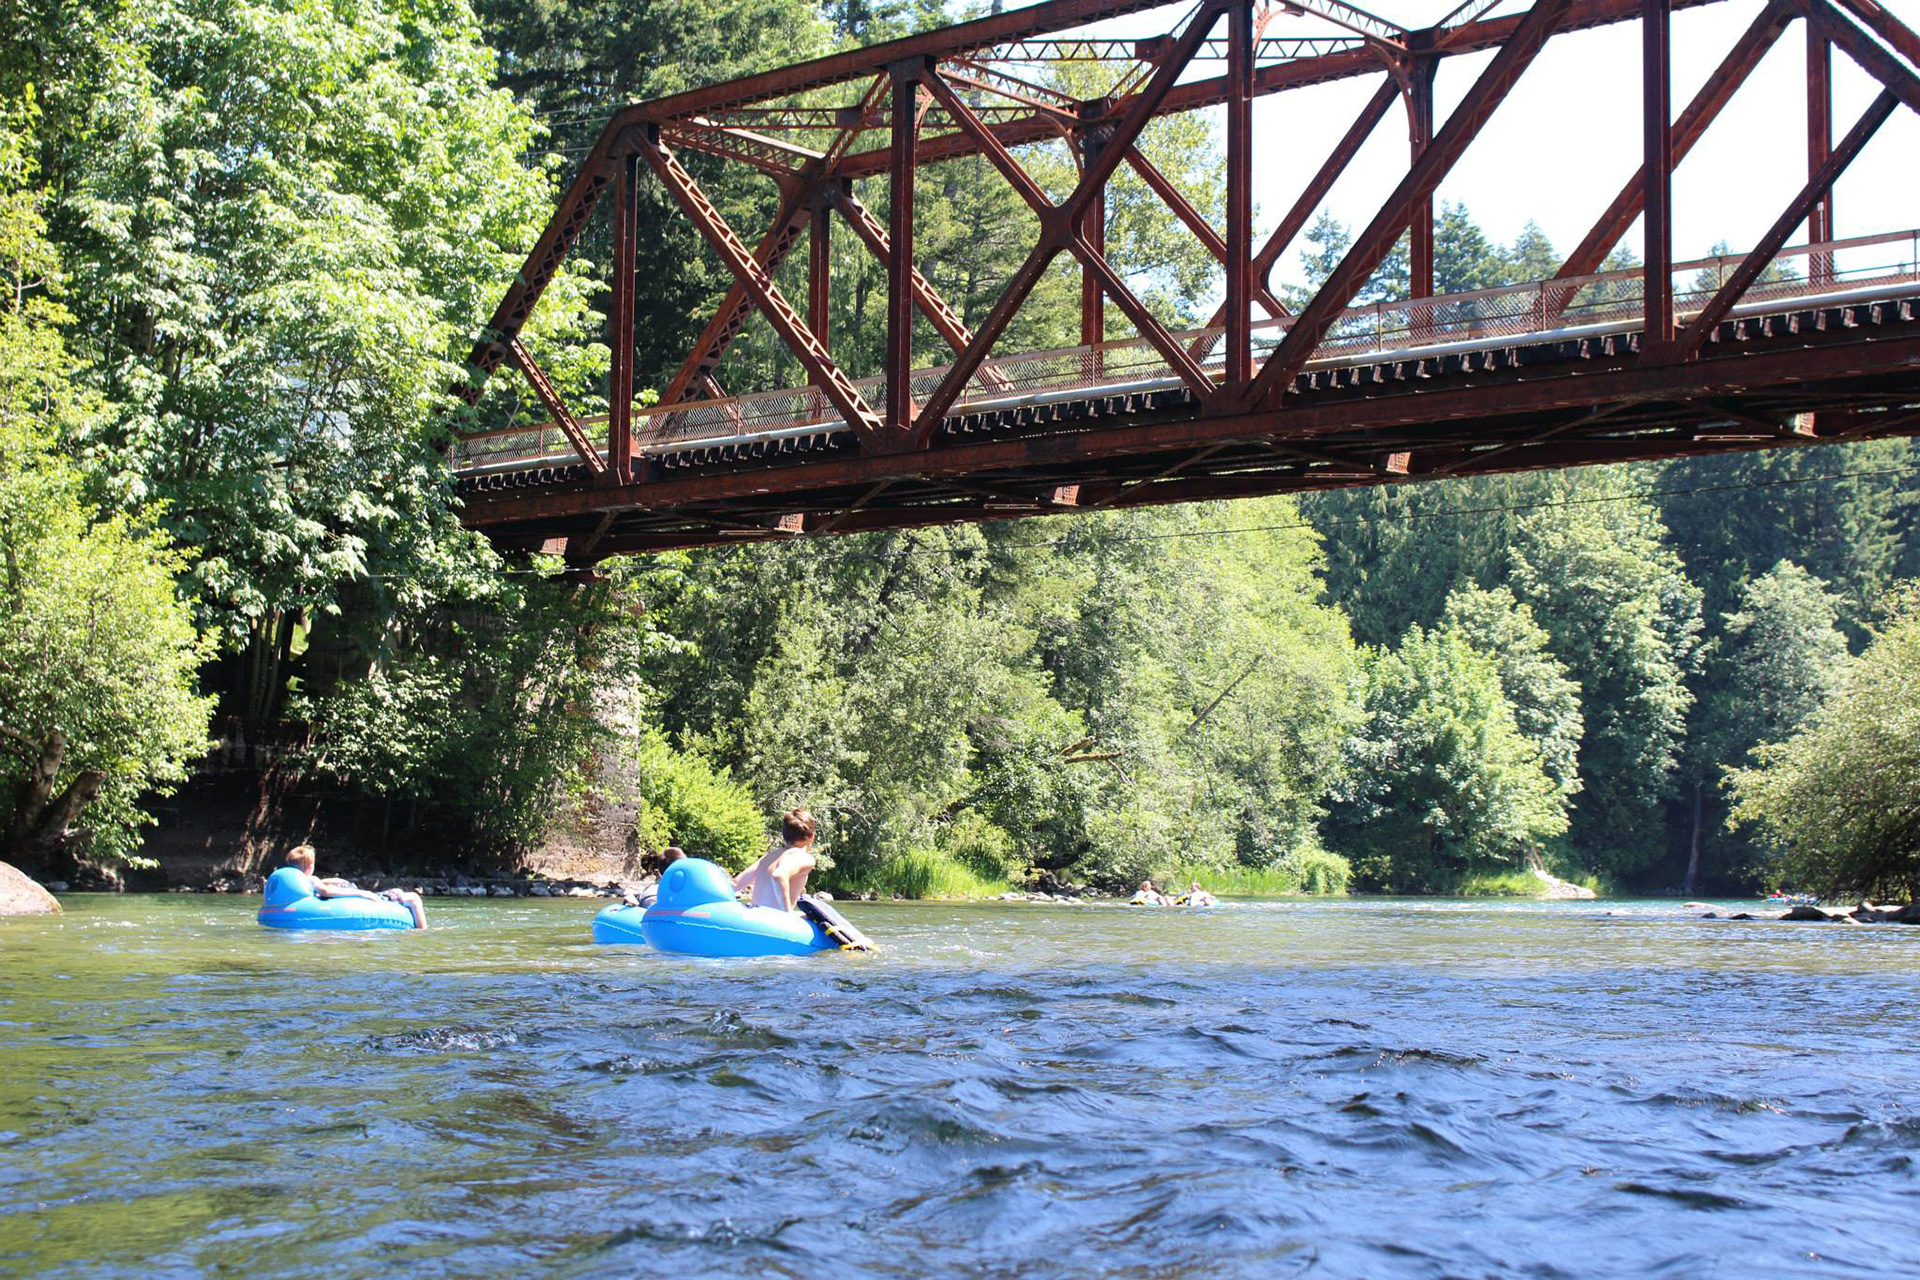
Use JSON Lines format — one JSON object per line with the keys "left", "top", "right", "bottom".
{"left": 456, "top": 232, "right": 1920, "bottom": 558}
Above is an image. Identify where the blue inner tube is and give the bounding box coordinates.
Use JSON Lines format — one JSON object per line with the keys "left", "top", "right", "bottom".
{"left": 257, "top": 867, "right": 415, "bottom": 932}
{"left": 591, "top": 858, "right": 836, "bottom": 957}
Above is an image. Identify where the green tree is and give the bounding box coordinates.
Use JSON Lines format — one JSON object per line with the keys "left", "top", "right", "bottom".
{"left": 1439, "top": 584, "right": 1583, "bottom": 800}
{"left": 1728, "top": 586, "right": 1920, "bottom": 900}
{"left": 1682, "top": 560, "right": 1850, "bottom": 892}
{"left": 1702, "top": 562, "right": 1850, "bottom": 771}
{"left": 472, "top": 0, "right": 832, "bottom": 392}
{"left": 1503, "top": 220, "right": 1559, "bottom": 284}
{"left": 295, "top": 570, "right": 656, "bottom": 857}
{"left": 1507, "top": 478, "right": 1702, "bottom": 874}
{"left": 1302, "top": 472, "right": 1535, "bottom": 646}
{"left": 1433, "top": 201, "right": 1502, "bottom": 295}
{"left": 1, "top": 104, "right": 213, "bottom": 869}
{"left": 629, "top": 498, "right": 1360, "bottom": 895}
{"left": 633, "top": 524, "right": 1080, "bottom": 887}
{"left": 1014, "top": 499, "right": 1360, "bottom": 886}
{"left": 1326, "top": 628, "right": 1567, "bottom": 893}
{"left": 31, "top": 0, "right": 604, "bottom": 725}
{"left": 1284, "top": 210, "right": 1409, "bottom": 310}
{"left": 1685, "top": 237, "right": 1802, "bottom": 308}
{"left": 1655, "top": 441, "right": 1915, "bottom": 643}
{"left": 0, "top": 430, "right": 216, "bottom": 868}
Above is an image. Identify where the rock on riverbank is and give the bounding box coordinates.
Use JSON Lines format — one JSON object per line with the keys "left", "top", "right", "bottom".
{"left": 1700, "top": 901, "right": 1920, "bottom": 924}
{"left": 1529, "top": 867, "right": 1596, "bottom": 900}
{"left": 0, "top": 862, "right": 62, "bottom": 916}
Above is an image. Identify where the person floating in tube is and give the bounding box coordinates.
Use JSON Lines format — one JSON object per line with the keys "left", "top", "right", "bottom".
{"left": 1179, "top": 879, "right": 1218, "bottom": 907}
{"left": 729, "top": 808, "right": 874, "bottom": 951}
{"left": 285, "top": 844, "right": 426, "bottom": 929}
{"left": 1129, "top": 879, "right": 1175, "bottom": 906}
{"left": 621, "top": 846, "right": 686, "bottom": 908}
{"left": 734, "top": 809, "right": 818, "bottom": 911}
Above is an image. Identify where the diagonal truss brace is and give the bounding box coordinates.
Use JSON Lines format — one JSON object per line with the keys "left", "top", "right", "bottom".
{"left": 658, "top": 193, "right": 815, "bottom": 409}
{"left": 656, "top": 77, "right": 891, "bottom": 412}
{"left": 923, "top": 66, "right": 1215, "bottom": 398}
{"left": 1122, "top": 146, "right": 1289, "bottom": 318}
{"left": 1832, "top": 0, "right": 1920, "bottom": 67}
{"left": 911, "top": 6, "right": 1227, "bottom": 437}
{"left": 638, "top": 134, "right": 885, "bottom": 448}
{"left": 1195, "top": 76, "right": 1397, "bottom": 338}
{"left": 1662, "top": 89, "right": 1898, "bottom": 360}
{"left": 458, "top": 161, "right": 614, "bottom": 400}
{"left": 1547, "top": 1, "right": 1792, "bottom": 317}
{"left": 1786, "top": 0, "right": 1920, "bottom": 116}
{"left": 506, "top": 338, "right": 606, "bottom": 475}
{"left": 827, "top": 185, "right": 1016, "bottom": 391}
{"left": 1240, "top": 0, "right": 1576, "bottom": 411}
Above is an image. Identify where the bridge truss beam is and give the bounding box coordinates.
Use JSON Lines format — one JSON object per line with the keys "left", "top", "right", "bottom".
{"left": 454, "top": 0, "right": 1920, "bottom": 560}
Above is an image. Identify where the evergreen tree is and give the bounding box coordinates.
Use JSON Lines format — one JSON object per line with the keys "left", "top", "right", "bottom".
{"left": 1681, "top": 561, "right": 1850, "bottom": 892}
{"left": 1508, "top": 480, "right": 1703, "bottom": 875}
{"left": 1284, "top": 210, "right": 1409, "bottom": 309}
{"left": 1504, "top": 220, "right": 1559, "bottom": 285}
{"left": 1655, "top": 441, "right": 1915, "bottom": 644}
{"left": 1440, "top": 585, "right": 1584, "bottom": 801}
{"left": 1433, "top": 201, "right": 1502, "bottom": 294}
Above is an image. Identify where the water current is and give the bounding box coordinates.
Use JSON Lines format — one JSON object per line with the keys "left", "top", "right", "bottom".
{"left": 1, "top": 894, "right": 1916, "bottom": 1278}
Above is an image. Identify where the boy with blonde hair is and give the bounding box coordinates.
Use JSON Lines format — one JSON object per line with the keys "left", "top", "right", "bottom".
{"left": 285, "top": 844, "right": 426, "bottom": 929}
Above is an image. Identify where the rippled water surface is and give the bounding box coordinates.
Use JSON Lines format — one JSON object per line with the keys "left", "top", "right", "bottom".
{"left": 2, "top": 895, "right": 1917, "bottom": 1277}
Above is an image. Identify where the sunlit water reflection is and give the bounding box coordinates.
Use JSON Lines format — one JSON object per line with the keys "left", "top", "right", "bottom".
{"left": 2, "top": 895, "right": 1916, "bottom": 1277}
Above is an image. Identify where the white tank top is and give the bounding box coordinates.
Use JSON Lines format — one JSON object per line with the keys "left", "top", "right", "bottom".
{"left": 745, "top": 847, "right": 803, "bottom": 910}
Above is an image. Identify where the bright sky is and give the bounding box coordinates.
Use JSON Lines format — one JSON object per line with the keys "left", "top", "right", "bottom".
{"left": 998, "top": 0, "right": 1920, "bottom": 287}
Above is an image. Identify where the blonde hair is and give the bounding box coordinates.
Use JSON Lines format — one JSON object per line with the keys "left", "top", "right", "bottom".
{"left": 287, "top": 845, "right": 316, "bottom": 871}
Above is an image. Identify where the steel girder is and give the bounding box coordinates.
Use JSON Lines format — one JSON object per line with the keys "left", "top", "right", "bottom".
{"left": 454, "top": 0, "right": 1920, "bottom": 561}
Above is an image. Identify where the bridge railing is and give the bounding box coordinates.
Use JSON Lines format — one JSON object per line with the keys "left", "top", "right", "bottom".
{"left": 451, "top": 229, "right": 1920, "bottom": 474}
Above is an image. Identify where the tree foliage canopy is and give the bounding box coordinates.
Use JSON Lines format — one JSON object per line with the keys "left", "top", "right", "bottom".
{"left": 1, "top": 108, "right": 213, "bottom": 867}
{"left": 1730, "top": 587, "right": 1920, "bottom": 901}
{"left": 11, "top": 0, "right": 602, "bottom": 662}
{"left": 1327, "top": 627, "right": 1567, "bottom": 893}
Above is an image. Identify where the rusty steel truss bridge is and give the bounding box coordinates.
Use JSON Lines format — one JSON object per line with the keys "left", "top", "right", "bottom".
{"left": 452, "top": 0, "right": 1920, "bottom": 561}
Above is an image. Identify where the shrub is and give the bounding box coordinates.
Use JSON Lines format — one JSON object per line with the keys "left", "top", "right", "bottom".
{"left": 630, "top": 731, "right": 766, "bottom": 871}
{"left": 1292, "top": 846, "right": 1352, "bottom": 895}
{"left": 1, "top": 426, "right": 213, "bottom": 866}
{"left": 938, "top": 811, "right": 1023, "bottom": 882}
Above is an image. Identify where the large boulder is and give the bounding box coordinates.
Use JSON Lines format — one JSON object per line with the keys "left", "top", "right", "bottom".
{"left": 0, "top": 863, "right": 62, "bottom": 916}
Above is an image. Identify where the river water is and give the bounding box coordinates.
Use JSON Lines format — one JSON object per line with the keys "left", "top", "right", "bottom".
{"left": 1, "top": 894, "right": 1915, "bottom": 1278}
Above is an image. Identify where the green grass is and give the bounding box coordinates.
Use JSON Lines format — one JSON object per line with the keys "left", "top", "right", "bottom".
{"left": 853, "top": 851, "right": 1011, "bottom": 900}
{"left": 1164, "top": 860, "right": 1349, "bottom": 897}
{"left": 1454, "top": 868, "right": 1614, "bottom": 897}
{"left": 1454, "top": 871, "right": 1545, "bottom": 897}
